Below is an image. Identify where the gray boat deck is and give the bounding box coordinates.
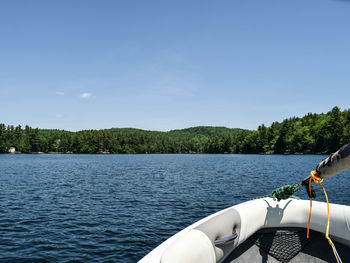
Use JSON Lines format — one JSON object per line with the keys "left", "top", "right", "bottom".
{"left": 224, "top": 228, "right": 350, "bottom": 263}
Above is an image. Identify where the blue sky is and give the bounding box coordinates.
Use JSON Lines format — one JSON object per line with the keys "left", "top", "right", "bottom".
{"left": 1, "top": 0, "right": 350, "bottom": 131}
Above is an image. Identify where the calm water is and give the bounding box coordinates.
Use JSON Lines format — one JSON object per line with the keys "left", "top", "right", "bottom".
{"left": 0, "top": 154, "right": 349, "bottom": 262}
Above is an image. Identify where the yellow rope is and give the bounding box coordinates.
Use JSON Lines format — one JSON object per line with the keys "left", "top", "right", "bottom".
{"left": 307, "top": 170, "right": 342, "bottom": 263}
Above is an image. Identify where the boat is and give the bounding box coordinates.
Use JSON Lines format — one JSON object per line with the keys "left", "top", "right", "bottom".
{"left": 140, "top": 144, "right": 350, "bottom": 262}
{"left": 139, "top": 197, "right": 350, "bottom": 262}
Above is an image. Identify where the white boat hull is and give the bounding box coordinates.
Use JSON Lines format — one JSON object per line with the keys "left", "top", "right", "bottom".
{"left": 140, "top": 198, "right": 350, "bottom": 262}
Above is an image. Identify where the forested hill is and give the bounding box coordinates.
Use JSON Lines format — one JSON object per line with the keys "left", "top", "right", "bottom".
{"left": 1, "top": 106, "right": 349, "bottom": 154}
{"left": 168, "top": 126, "right": 245, "bottom": 137}
{"left": 0, "top": 125, "right": 246, "bottom": 154}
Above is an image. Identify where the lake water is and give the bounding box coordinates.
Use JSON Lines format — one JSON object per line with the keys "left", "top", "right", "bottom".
{"left": 0, "top": 154, "right": 349, "bottom": 262}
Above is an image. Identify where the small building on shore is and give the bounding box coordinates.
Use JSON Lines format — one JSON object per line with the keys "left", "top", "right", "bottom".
{"left": 8, "top": 147, "right": 16, "bottom": 154}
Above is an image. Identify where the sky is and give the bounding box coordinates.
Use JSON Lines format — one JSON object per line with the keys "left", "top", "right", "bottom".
{"left": 1, "top": 0, "right": 350, "bottom": 131}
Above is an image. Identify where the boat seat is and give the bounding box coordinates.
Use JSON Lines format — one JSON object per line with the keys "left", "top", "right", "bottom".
{"left": 161, "top": 208, "right": 241, "bottom": 263}
{"left": 160, "top": 229, "right": 216, "bottom": 263}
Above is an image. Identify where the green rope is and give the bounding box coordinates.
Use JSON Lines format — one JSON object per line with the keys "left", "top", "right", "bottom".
{"left": 252, "top": 184, "right": 301, "bottom": 201}
{"left": 271, "top": 184, "right": 301, "bottom": 201}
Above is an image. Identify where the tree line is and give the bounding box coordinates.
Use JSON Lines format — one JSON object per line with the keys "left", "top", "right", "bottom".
{"left": 1, "top": 107, "right": 349, "bottom": 154}
{"left": 206, "top": 106, "right": 350, "bottom": 154}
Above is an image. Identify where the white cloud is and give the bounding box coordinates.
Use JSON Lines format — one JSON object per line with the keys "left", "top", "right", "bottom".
{"left": 56, "top": 114, "right": 64, "bottom": 118}
{"left": 80, "top": 92, "right": 92, "bottom": 99}
{"left": 56, "top": 91, "right": 64, "bottom": 95}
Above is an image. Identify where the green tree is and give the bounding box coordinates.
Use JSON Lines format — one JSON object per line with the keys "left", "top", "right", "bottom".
{"left": 0, "top": 124, "right": 7, "bottom": 152}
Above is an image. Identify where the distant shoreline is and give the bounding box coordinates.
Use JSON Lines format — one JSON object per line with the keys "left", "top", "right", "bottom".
{"left": 1, "top": 107, "right": 348, "bottom": 155}
{"left": 2, "top": 152, "right": 328, "bottom": 155}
